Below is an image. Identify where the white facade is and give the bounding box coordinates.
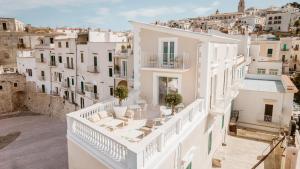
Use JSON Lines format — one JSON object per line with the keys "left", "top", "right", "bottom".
{"left": 16, "top": 30, "right": 132, "bottom": 109}
{"left": 233, "top": 74, "right": 297, "bottom": 132}
{"left": 66, "top": 22, "right": 248, "bottom": 169}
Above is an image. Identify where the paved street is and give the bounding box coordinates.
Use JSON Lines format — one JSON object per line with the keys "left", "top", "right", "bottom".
{"left": 0, "top": 115, "right": 68, "bottom": 169}
{"left": 213, "top": 135, "right": 271, "bottom": 169}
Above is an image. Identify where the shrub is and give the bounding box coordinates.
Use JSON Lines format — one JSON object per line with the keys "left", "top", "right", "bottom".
{"left": 165, "top": 93, "right": 182, "bottom": 115}
{"left": 114, "top": 85, "right": 128, "bottom": 106}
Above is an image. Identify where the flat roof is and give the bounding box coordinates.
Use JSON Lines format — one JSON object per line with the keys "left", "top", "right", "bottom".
{"left": 242, "top": 78, "right": 285, "bottom": 93}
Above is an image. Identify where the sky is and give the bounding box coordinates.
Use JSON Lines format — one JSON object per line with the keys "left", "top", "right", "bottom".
{"left": 0, "top": 0, "right": 295, "bottom": 31}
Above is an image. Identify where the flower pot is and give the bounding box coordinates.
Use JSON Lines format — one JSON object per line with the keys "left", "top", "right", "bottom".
{"left": 113, "top": 106, "right": 127, "bottom": 118}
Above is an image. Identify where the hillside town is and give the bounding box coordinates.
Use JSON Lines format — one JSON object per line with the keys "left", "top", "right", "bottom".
{"left": 0, "top": 1, "right": 300, "bottom": 169}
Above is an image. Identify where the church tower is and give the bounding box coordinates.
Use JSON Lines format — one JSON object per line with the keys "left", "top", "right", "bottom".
{"left": 238, "top": 0, "right": 245, "bottom": 13}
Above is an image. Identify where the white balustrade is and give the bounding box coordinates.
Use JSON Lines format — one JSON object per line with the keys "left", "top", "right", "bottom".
{"left": 67, "top": 99, "right": 204, "bottom": 169}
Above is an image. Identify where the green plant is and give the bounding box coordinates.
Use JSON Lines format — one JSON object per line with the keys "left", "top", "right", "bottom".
{"left": 165, "top": 93, "right": 182, "bottom": 115}
{"left": 114, "top": 85, "right": 128, "bottom": 106}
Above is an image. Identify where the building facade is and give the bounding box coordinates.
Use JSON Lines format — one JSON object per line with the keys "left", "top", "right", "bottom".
{"left": 66, "top": 22, "right": 248, "bottom": 169}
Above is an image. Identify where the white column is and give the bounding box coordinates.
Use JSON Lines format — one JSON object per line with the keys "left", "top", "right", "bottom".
{"left": 133, "top": 26, "right": 141, "bottom": 97}
{"left": 199, "top": 41, "right": 211, "bottom": 114}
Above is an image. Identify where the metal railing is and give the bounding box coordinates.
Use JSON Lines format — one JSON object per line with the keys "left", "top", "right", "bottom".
{"left": 64, "top": 63, "right": 74, "bottom": 69}
{"left": 264, "top": 115, "right": 272, "bottom": 122}
{"left": 87, "top": 66, "right": 99, "bottom": 73}
{"left": 142, "top": 53, "right": 191, "bottom": 70}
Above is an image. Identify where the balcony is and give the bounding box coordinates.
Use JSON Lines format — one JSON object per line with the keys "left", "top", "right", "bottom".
{"left": 76, "top": 88, "right": 85, "bottom": 95}
{"left": 114, "top": 49, "right": 133, "bottom": 58}
{"left": 281, "top": 48, "right": 289, "bottom": 51}
{"left": 67, "top": 98, "right": 204, "bottom": 169}
{"left": 264, "top": 115, "right": 272, "bottom": 122}
{"left": 62, "top": 82, "right": 70, "bottom": 88}
{"left": 88, "top": 92, "right": 99, "bottom": 100}
{"left": 64, "top": 63, "right": 74, "bottom": 69}
{"left": 87, "top": 66, "right": 99, "bottom": 73}
{"left": 49, "top": 61, "right": 57, "bottom": 67}
{"left": 36, "top": 58, "right": 45, "bottom": 63}
{"left": 17, "top": 50, "right": 32, "bottom": 58}
{"left": 141, "top": 53, "right": 191, "bottom": 71}
{"left": 38, "top": 76, "right": 45, "bottom": 81}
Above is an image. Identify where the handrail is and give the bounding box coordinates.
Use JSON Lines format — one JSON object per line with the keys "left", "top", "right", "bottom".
{"left": 251, "top": 136, "right": 285, "bottom": 169}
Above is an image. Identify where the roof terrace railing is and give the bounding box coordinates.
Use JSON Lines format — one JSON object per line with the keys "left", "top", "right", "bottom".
{"left": 67, "top": 98, "right": 204, "bottom": 169}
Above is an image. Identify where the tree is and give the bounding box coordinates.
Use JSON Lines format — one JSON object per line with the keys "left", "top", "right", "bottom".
{"left": 114, "top": 85, "right": 128, "bottom": 106}
{"left": 165, "top": 93, "right": 182, "bottom": 115}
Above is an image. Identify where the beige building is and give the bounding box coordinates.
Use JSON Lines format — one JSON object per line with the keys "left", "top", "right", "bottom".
{"left": 249, "top": 37, "right": 282, "bottom": 75}
{"left": 66, "top": 22, "right": 249, "bottom": 169}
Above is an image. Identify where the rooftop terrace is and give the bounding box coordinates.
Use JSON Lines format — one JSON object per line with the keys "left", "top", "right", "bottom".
{"left": 67, "top": 98, "right": 204, "bottom": 169}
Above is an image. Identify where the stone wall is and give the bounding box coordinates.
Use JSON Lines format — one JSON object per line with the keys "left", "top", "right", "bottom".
{"left": 24, "top": 82, "right": 76, "bottom": 121}
{"left": 0, "top": 74, "right": 76, "bottom": 121}
{"left": 0, "top": 73, "right": 26, "bottom": 113}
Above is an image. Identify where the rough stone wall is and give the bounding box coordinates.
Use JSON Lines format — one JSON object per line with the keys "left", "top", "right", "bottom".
{"left": 0, "top": 73, "right": 26, "bottom": 113}
{"left": 24, "top": 82, "right": 76, "bottom": 121}
{"left": 0, "top": 75, "right": 76, "bottom": 121}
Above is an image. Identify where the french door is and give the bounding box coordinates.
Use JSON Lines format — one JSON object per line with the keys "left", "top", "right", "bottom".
{"left": 162, "top": 41, "right": 175, "bottom": 67}
{"left": 158, "top": 77, "right": 179, "bottom": 105}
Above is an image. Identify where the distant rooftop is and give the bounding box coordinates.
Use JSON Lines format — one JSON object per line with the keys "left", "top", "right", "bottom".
{"left": 242, "top": 78, "right": 285, "bottom": 93}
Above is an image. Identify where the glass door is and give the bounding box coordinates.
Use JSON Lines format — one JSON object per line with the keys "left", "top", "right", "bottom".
{"left": 158, "top": 77, "right": 179, "bottom": 105}
{"left": 162, "top": 41, "right": 175, "bottom": 68}
{"left": 121, "top": 60, "right": 127, "bottom": 77}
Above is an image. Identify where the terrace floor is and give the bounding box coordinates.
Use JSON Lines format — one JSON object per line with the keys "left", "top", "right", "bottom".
{"left": 0, "top": 114, "right": 68, "bottom": 169}
{"left": 213, "top": 135, "right": 271, "bottom": 169}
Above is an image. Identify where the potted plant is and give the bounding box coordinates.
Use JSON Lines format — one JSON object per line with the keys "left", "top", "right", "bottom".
{"left": 165, "top": 93, "right": 182, "bottom": 115}
{"left": 113, "top": 85, "right": 128, "bottom": 118}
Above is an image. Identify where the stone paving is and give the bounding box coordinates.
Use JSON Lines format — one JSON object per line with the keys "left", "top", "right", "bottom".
{"left": 0, "top": 115, "right": 68, "bottom": 169}
{"left": 213, "top": 135, "right": 271, "bottom": 169}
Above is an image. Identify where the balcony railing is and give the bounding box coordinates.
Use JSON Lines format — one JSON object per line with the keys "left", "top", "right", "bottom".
{"left": 76, "top": 88, "right": 85, "bottom": 95}
{"left": 64, "top": 63, "right": 74, "bottom": 69}
{"left": 49, "top": 61, "right": 57, "bottom": 67}
{"left": 67, "top": 98, "right": 204, "bottom": 169}
{"left": 88, "top": 92, "right": 99, "bottom": 100}
{"left": 87, "top": 66, "right": 99, "bottom": 73}
{"left": 36, "top": 58, "right": 45, "bottom": 63}
{"left": 264, "top": 115, "right": 272, "bottom": 122}
{"left": 281, "top": 48, "right": 289, "bottom": 51}
{"left": 62, "top": 82, "right": 70, "bottom": 88}
{"left": 142, "top": 53, "right": 191, "bottom": 70}
{"left": 114, "top": 49, "right": 133, "bottom": 57}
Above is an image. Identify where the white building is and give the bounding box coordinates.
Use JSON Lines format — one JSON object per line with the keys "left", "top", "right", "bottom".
{"left": 66, "top": 21, "right": 248, "bottom": 169}
{"left": 233, "top": 74, "right": 298, "bottom": 132}
{"left": 265, "top": 7, "right": 300, "bottom": 32}
{"left": 248, "top": 37, "right": 282, "bottom": 75}
{"left": 16, "top": 29, "right": 133, "bottom": 109}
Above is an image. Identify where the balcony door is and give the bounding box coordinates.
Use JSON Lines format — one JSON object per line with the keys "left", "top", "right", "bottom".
{"left": 121, "top": 60, "right": 127, "bottom": 77}
{"left": 264, "top": 104, "right": 273, "bottom": 122}
{"left": 159, "top": 38, "right": 177, "bottom": 68}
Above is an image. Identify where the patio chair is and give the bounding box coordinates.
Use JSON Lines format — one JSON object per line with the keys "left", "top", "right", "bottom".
{"left": 117, "top": 109, "right": 135, "bottom": 123}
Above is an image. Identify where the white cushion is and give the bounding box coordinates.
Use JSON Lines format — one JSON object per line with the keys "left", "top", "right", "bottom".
{"left": 89, "top": 114, "right": 101, "bottom": 122}
{"left": 98, "top": 111, "right": 109, "bottom": 119}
